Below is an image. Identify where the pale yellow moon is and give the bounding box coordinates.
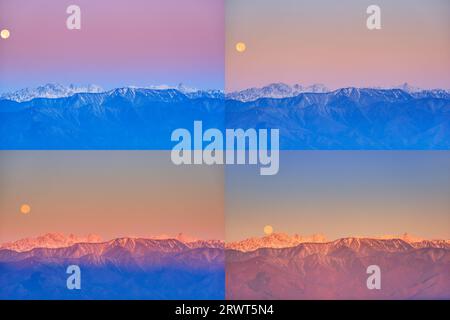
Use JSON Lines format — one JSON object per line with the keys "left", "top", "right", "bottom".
{"left": 235, "top": 42, "right": 246, "bottom": 53}
{"left": 20, "top": 204, "right": 31, "bottom": 214}
{"left": 264, "top": 225, "right": 273, "bottom": 235}
{"left": 0, "top": 29, "right": 10, "bottom": 39}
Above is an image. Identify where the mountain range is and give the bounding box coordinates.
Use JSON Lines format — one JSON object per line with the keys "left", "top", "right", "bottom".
{"left": 0, "top": 83, "right": 223, "bottom": 102}
{"left": 0, "top": 83, "right": 105, "bottom": 103}
{"left": 0, "top": 233, "right": 103, "bottom": 252}
{"left": 5, "top": 82, "right": 447, "bottom": 103}
{"left": 227, "top": 83, "right": 330, "bottom": 102}
{"left": 226, "top": 233, "right": 328, "bottom": 252}
{"left": 0, "top": 235, "right": 224, "bottom": 299}
{"left": 0, "top": 83, "right": 449, "bottom": 149}
{"left": 1, "top": 232, "right": 448, "bottom": 299}
{"left": 226, "top": 82, "right": 450, "bottom": 101}
{"left": 0, "top": 86, "right": 224, "bottom": 149}
{"left": 226, "top": 237, "right": 450, "bottom": 299}
{"left": 0, "top": 232, "right": 224, "bottom": 252}
{"left": 226, "top": 86, "right": 450, "bottom": 149}
{"left": 226, "top": 232, "right": 450, "bottom": 252}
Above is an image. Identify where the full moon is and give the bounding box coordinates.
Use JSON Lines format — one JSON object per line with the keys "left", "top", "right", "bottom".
{"left": 263, "top": 225, "right": 273, "bottom": 235}
{"left": 20, "top": 204, "right": 31, "bottom": 214}
{"left": 0, "top": 29, "right": 10, "bottom": 39}
{"left": 235, "top": 42, "right": 246, "bottom": 53}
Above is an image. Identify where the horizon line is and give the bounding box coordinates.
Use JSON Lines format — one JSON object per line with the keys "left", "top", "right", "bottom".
{"left": 2, "top": 81, "right": 450, "bottom": 96}
{"left": 2, "top": 231, "right": 449, "bottom": 246}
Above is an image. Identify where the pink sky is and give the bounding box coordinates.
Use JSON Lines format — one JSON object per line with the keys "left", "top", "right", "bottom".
{"left": 0, "top": 0, "right": 224, "bottom": 92}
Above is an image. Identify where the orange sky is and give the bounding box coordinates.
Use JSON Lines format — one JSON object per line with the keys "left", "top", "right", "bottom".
{"left": 0, "top": 151, "right": 224, "bottom": 243}
{"left": 226, "top": 0, "right": 450, "bottom": 91}
{"left": 226, "top": 151, "right": 450, "bottom": 242}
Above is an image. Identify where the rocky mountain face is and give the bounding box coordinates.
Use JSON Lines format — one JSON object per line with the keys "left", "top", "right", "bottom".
{"left": 226, "top": 83, "right": 330, "bottom": 102}
{"left": 0, "top": 233, "right": 102, "bottom": 252}
{"left": 0, "top": 83, "right": 104, "bottom": 102}
{"left": 226, "top": 233, "right": 327, "bottom": 252}
{"left": 0, "top": 86, "right": 225, "bottom": 149}
{"left": 0, "top": 236, "right": 224, "bottom": 299}
{"left": 226, "top": 237, "right": 450, "bottom": 299}
{"left": 1, "top": 233, "right": 448, "bottom": 299}
{"left": 226, "top": 87, "right": 450, "bottom": 149}
{"left": 0, "top": 84, "right": 448, "bottom": 149}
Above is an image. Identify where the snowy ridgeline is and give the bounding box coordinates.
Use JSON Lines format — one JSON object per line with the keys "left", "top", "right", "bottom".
{"left": 0, "top": 83, "right": 449, "bottom": 149}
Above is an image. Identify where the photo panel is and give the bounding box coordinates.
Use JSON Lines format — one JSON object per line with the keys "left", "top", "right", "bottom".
{"left": 0, "top": 0, "right": 225, "bottom": 299}
{"left": 224, "top": 0, "right": 450, "bottom": 299}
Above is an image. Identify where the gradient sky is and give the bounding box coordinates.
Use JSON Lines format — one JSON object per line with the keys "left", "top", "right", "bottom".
{"left": 1, "top": 151, "right": 448, "bottom": 243}
{"left": 0, "top": 151, "right": 224, "bottom": 243}
{"left": 226, "top": 151, "right": 450, "bottom": 241}
{"left": 0, "top": 0, "right": 224, "bottom": 93}
{"left": 226, "top": 0, "right": 450, "bottom": 91}
{"left": 2, "top": 0, "right": 449, "bottom": 93}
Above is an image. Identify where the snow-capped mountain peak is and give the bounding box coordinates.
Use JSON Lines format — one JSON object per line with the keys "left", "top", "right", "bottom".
{"left": 139, "top": 82, "right": 197, "bottom": 93}
{"left": 226, "top": 232, "right": 327, "bottom": 252}
{"left": 227, "top": 83, "right": 330, "bottom": 102}
{"left": 395, "top": 82, "right": 423, "bottom": 93}
{"left": 0, "top": 233, "right": 224, "bottom": 253}
{"left": 226, "top": 232, "right": 450, "bottom": 252}
{"left": 0, "top": 232, "right": 102, "bottom": 252}
{"left": 150, "top": 233, "right": 224, "bottom": 249}
{"left": 124, "top": 83, "right": 223, "bottom": 99}
{"left": 1, "top": 83, "right": 104, "bottom": 102}
{"left": 227, "top": 82, "right": 450, "bottom": 102}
